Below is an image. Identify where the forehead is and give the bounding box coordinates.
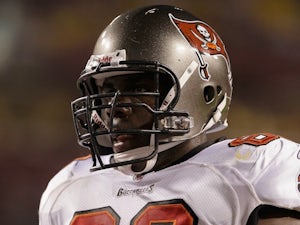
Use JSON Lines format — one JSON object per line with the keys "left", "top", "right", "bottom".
{"left": 95, "top": 72, "right": 155, "bottom": 87}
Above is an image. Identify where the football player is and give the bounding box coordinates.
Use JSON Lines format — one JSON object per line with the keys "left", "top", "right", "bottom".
{"left": 39, "top": 5, "right": 300, "bottom": 225}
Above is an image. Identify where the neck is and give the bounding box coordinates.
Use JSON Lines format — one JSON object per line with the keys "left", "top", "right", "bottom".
{"left": 153, "top": 134, "right": 208, "bottom": 171}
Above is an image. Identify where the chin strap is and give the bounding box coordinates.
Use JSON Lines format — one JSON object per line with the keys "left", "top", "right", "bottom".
{"left": 202, "top": 93, "right": 228, "bottom": 133}
{"left": 114, "top": 148, "right": 158, "bottom": 176}
{"left": 113, "top": 139, "right": 183, "bottom": 176}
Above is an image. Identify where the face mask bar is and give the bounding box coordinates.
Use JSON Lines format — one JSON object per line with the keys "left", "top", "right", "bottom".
{"left": 71, "top": 60, "right": 192, "bottom": 171}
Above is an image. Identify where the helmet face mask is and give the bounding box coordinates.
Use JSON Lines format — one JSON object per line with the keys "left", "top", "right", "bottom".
{"left": 72, "top": 60, "right": 191, "bottom": 172}
{"left": 71, "top": 5, "right": 232, "bottom": 173}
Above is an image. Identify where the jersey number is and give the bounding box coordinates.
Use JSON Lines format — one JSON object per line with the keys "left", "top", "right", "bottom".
{"left": 229, "top": 133, "right": 279, "bottom": 147}
{"left": 70, "top": 199, "right": 198, "bottom": 225}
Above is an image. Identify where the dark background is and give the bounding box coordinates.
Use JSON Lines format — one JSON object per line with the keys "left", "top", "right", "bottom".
{"left": 0, "top": 0, "right": 299, "bottom": 224}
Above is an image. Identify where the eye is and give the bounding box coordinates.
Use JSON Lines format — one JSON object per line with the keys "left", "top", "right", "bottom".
{"left": 129, "top": 87, "right": 148, "bottom": 92}
{"left": 103, "top": 87, "right": 116, "bottom": 93}
{"left": 100, "top": 83, "right": 117, "bottom": 93}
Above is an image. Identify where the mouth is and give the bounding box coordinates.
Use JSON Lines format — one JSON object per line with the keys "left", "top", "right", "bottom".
{"left": 111, "top": 133, "right": 153, "bottom": 153}
{"left": 112, "top": 134, "right": 135, "bottom": 152}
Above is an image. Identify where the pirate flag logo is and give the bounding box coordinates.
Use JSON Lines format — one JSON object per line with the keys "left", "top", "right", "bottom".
{"left": 169, "top": 14, "right": 229, "bottom": 80}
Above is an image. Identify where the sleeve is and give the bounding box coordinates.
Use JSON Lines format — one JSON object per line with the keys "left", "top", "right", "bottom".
{"left": 39, "top": 161, "right": 76, "bottom": 225}
{"left": 251, "top": 137, "right": 300, "bottom": 211}
{"left": 39, "top": 155, "right": 92, "bottom": 225}
{"left": 227, "top": 134, "right": 300, "bottom": 211}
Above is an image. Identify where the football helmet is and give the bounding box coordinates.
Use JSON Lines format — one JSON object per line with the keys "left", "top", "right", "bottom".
{"left": 71, "top": 5, "right": 232, "bottom": 174}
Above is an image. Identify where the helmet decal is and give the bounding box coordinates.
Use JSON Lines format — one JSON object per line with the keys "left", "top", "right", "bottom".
{"left": 169, "top": 14, "right": 228, "bottom": 80}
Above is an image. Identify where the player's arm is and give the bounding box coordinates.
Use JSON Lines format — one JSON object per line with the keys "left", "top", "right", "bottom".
{"left": 247, "top": 205, "right": 300, "bottom": 225}
{"left": 258, "top": 217, "right": 300, "bottom": 225}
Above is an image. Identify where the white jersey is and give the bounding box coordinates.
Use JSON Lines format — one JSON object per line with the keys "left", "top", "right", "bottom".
{"left": 39, "top": 133, "right": 300, "bottom": 225}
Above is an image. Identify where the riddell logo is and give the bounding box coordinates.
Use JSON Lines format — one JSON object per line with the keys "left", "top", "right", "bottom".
{"left": 98, "top": 56, "right": 112, "bottom": 64}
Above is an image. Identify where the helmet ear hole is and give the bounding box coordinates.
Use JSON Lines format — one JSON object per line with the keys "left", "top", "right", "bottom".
{"left": 204, "top": 86, "right": 215, "bottom": 103}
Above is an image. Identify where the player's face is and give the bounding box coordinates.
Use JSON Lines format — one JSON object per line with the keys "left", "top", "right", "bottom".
{"left": 99, "top": 74, "right": 156, "bottom": 153}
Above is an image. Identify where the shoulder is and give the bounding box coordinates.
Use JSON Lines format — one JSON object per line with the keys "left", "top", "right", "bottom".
{"left": 196, "top": 133, "right": 300, "bottom": 210}
{"left": 45, "top": 154, "right": 93, "bottom": 192}
{"left": 198, "top": 133, "right": 299, "bottom": 163}
{"left": 200, "top": 133, "right": 300, "bottom": 178}
{"left": 226, "top": 133, "right": 300, "bottom": 165}
{"left": 227, "top": 132, "right": 298, "bottom": 150}
{"left": 39, "top": 155, "right": 93, "bottom": 213}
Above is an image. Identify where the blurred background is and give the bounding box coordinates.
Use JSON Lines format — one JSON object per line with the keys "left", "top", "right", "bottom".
{"left": 0, "top": 0, "right": 299, "bottom": 224}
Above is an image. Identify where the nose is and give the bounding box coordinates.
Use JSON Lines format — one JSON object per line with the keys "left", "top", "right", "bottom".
{"left": 106, "top": 96, "right": 133, "bottom": 119}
